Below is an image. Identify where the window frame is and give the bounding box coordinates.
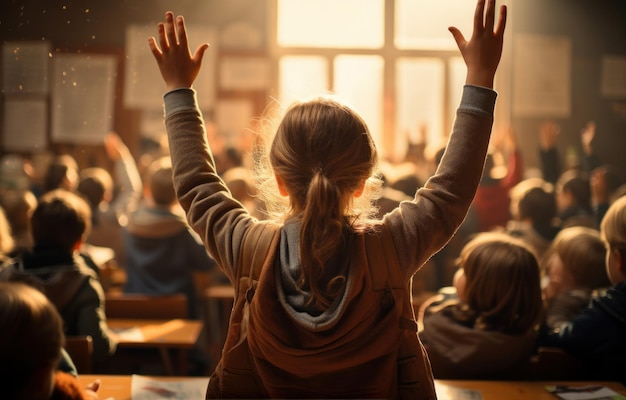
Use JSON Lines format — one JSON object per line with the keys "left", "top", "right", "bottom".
{"left": 268, "top": 0, "right": 512, "bottom": 161}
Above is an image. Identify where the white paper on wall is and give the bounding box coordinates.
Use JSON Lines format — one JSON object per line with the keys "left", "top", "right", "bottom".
{"left": 51, "top": 53, "right": 117, "bottom": 144}
{"left": 2, "top": 98, "right": 48, "bottom": 151}
{"left": 512, "top": 34, "right": 571, "bottom": 118}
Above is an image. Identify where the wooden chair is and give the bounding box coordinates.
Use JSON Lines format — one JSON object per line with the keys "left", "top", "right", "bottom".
{"left": 64, "top": 335, "right": 93, "bottom": 374}
{"left": 104, "top": 293, "right": 191, "bottom": 376}
{"left": 203, "top": 285, "right": 235, "bottom": 370}
{"left": 104, "top": 293, "right": 188, "bottom": 319}
{"left": 516, "top": 346, "right": 584, "bottom": 380}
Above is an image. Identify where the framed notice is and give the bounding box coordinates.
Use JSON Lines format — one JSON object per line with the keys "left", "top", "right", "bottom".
{"left": 513, "top": 34, "right": 571, "bottom": 118}
{"left": 2, "top": 98, "right": 48, "bottom": 151}
{"left": 2, "top": 41, "right": 51, "bottom": 95}
{"left": 601, "top": 55, "right": 626, "bottom": 98}
{"left": 220, "top": 57, "right": 271, "bottom": 90}
{"left": 51, "top": 53, "right": 117, "bottom": 144}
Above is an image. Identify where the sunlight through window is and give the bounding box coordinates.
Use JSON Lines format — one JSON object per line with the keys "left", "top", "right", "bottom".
{"left": 396, "top": 58, "right": 444, "bottom": 159}
{"left": 334, "top": 55, "right": 384, "bottom": 150}
{"left": 395, "top": 0, "right": 475, "bottom": 50}
{"left": 278, "top": 56, "right": 328, "bottom": 106}
{"left": 277, "top": 0, "right": 384, "bottom": 48}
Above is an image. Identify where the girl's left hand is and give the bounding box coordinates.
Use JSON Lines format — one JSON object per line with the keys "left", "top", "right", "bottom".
{"left": 148, "top": 11, "right": 209, "bottom": 92}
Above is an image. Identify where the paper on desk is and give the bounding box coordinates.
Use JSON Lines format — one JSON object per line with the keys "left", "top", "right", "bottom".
{"left": 435, "top": 385, "right": 483, "bottom": 400}
{"left": 131, "top": 375, "right": 209, "bottom": 400}
{"left": 112, "top": 326, "right": 144, "bottom": 341}
{"left": 545, "top": 385, "right": 626, "bottom": 400}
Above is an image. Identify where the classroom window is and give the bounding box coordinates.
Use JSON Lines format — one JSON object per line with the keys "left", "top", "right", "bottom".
{"left": 274, "top": 0, "right": 508, "bottom": 161}
{"left": 276, "top": 0, "right": 384, "bottom": 49}
{"left": 394, "top": 0, "right": 475, "bottom": 50}
{"left": 334, "top": 55, "right": 384, "bottom": 150}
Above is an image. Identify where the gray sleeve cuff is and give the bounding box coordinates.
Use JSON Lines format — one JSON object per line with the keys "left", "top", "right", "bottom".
{"left": 163, "top": 88, "right": 198, "bottom": 118}
{"left": 459, "top": 84, "right": 497, "bottom": 115}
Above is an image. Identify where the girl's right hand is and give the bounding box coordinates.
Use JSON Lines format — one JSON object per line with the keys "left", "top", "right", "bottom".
{"left": 449, "top": 0, "right": 507, "bottom": 88}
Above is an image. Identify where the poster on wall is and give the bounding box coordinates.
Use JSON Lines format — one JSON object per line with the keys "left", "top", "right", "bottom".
{"left": 512, "top": 34, "right": 571, "bottom": 118}
{"left": 220, "top": 57, "right": 271, "bottom": 90}
{"left": 2, "top": 41, "right": 50, "bottom": 95}
{"left": 215, "top": 99, "right": 254, "bottom": 149}
{"left": 601, "top": 55, "right": 626, "bottom": 98}
{"left": 51, "top": 53, "right": 117, "bottom": 144}
{"left": 124, "top": 24, "right": 216, "bottom": 111}
{"left": 2, "top": 98, "right": 48, "bottom": 151}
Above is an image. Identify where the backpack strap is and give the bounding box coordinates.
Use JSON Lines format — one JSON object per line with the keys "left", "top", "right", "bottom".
{"left": 236, "top": 222, "right": 281, "bottom": 296}
{"left": 366, "top": 226, "right": 405, "bottom": 291}
{"left": 366, "top": 226, "right": 417, "bottom": 331}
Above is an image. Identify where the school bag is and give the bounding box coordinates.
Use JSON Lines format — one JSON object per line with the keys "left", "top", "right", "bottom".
{"left": 206, "top": 222, "right": 436, "bottom": 399}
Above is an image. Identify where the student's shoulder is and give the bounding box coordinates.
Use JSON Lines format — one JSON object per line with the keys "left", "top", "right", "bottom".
{"left": 592, "top": 283, "right": 626, "bottom": 315}
{"left": 0, "top": 257, "right": 19, "bottom": 280}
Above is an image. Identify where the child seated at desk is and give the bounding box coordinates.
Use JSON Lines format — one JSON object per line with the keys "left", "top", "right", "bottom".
{"left": 122, "top": 156, "right": 217, "bottom": 318}
{"left": 0, "top": 189, "right": 117, "bottom": 367}
{"left": 419, "top": 232, "right": 543, "bottom": 379}
{"left": 541, "top": 195, "right": 626, "bottom": 384}
{"left": 541, "top": 226, "right": 611, "bottom": 333}
{"left": 0, "top": 281, "right": 99, "bottom": 399}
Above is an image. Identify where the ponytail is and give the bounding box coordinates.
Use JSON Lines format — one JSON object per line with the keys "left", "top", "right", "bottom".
{"left": 267, "top": 97, "right": 380, "bottom": 310}
{"left": 299, "top": 170, "right": 347, "bottom": 308}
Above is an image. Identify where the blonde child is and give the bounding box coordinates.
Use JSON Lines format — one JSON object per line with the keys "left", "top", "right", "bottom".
{"left": 149, "top": 0, "right": 506, "bottom": 398}
{"left": 542, "top": 226, "right": 611, "bottom": 332}
{"left": 419, "top": 232, "right": 543, "bottom": 379}
{"left": 541, "top": 195, "right": 626, "bottom": 383}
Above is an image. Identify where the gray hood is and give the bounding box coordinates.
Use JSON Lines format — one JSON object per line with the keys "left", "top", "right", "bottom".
{"left": 275, "top": 219, "right": 352, "bottom": 329}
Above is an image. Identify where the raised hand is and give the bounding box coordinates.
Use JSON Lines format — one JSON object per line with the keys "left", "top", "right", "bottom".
{"left": 539, "top": 120, "right": 560, "bottom": 150}
{"left": 581, "top": 120, "right": 596, "bottom": 156}
{"left": 590, "top": 167, "right": 609, "bottom": 206}
{"left": 148, "top": 12, "right": 209, "bottom": 91}
{"left": 449, "top": 0, "right": 507, "bottom": 88}
{"left": 103, "top": 132, "right": 129, "bottom": 162}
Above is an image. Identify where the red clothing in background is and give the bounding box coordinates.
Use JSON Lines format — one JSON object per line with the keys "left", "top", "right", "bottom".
{"left": 473, "top": 150, "right": 523, "bottom": 232}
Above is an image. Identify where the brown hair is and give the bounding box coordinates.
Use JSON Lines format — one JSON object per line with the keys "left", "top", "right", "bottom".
{"left": 0, "top": 206, "right": 14, "bottom": 256}
{"left": 77, "top": 167, "right": 113, "bottom": 209}
{"left": 268, "top": 97, "right": 379, "bottom": 309}
{"left": 0, "top": 282, "right": 64, "bottom": 397}
{"left": 30, "top": 189, "right": 91, "bottom": 252}
{"left": 0, "top": 189, "right": 37, "bottom": 240}
{"left": 557, "top": 169, "right": 592, "bottom": 214}
{"left": 146, "top": 157, "right": 176, "bottom": 206}
{"left": 549, "top": 226, "right": 610, "bottom": 290}
{"left": 452, "top": 232, "right": 543, "bottom": 334}
{"left": 43, "top": 154, "right": 79, "bottom": 193}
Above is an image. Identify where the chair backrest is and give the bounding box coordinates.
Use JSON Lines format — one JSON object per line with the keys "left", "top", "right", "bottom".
{"left": 64, "top": 335, "right": 93, "bottom": 374}
{"left": 105, "top": 293, "right": 188, "bottom": 319}
{"left": 516, "top": 346, "right": 584, "bottom": 380}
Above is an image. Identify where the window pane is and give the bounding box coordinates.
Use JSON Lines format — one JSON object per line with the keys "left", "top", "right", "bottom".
{"left": 277, "top": 0, "right": 384, "bottom": 49}
{"left": 395, "top": 0, "right": 474, "bottom": 50}
{"left": 279, "top": 56, "right": 328, "bottom": 106}
{"left": 395, "top": 58, "right": 444, "bottom": 160}
{"left": 334, "top": 55, "right": 384, "bottom": 155}
{"left": 448, "top": 57, "right": 466, "bottom": 129}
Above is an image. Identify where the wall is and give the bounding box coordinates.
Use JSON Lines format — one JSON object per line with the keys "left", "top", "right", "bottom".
{"left": 0, "top": 0, "right": 268, "bottom": 167}
{"left": 511, "top": 0, "right": 626, "bottom": 175}
{"left": 1, "top": 0, "right": 626, "bottom": 175}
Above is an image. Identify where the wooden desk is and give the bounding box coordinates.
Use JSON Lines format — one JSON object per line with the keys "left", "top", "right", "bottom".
{"left": 435, "top": 380, "right": 626, "bottom": 400}
{"left": 79, "top": 375, "right": 626, "bottom": 400}
{"left": 108, "top": 318, "right": 203, "bottom": 376}
{"left": 79, "top": 375, "right": 209, "bottom": 400}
